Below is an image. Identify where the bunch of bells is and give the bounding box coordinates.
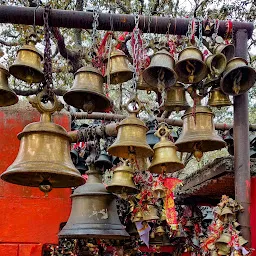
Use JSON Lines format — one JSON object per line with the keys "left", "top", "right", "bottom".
{"left": 202, "top": 195, "right": 251, "bottom": 256}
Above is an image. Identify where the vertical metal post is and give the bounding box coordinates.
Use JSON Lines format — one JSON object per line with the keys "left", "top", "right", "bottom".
{"left": 234, "top": 29, "right": 251, "bottom": 245}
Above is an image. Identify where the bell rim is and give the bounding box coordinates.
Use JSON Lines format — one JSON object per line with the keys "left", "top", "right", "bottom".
{"left": 104, "top": 70, "right": 133, "bottom": 85}
{"left": 63, "top": 89, "right": 111, "bottom": 112}
{"left": 0, "top": 89, "right": 19, "bottom": 107}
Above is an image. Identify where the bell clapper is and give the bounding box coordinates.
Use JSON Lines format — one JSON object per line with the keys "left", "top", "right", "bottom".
{"left": 193, "top": 142, "right": 203, "bottom": 162}
{"left": 232, "top": 70, "right": 242, "bottom": 95}
{"left": 82, "top": 95, "right": 95, "bottom": 114}
{"left": 186, "top": 60, "right": 195, "bottom": 83}
{"left": 39, "top": 179, "right": 53, "bottom": 196}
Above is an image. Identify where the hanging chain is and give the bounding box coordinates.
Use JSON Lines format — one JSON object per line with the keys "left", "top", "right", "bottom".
{"left": 212, "top": 19, "right": 219, "bottom": 43}
{"left": 91, "top": 6, "right": 99, "bottom": 59}
{"left": 185, "top": 18, "right": 193, "bottom": 49}
{"left": 198, "top": 18, "right": 203, "bottom": 49}
{"left": 42, "top": 4, "right": 53, "bottom": 99}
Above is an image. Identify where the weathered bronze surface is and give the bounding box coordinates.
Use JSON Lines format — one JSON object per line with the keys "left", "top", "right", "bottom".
{"left": 59, "top": 165, "right": 129, "bottom": 239}
{"left": 214, "top": 43, "right": 235, "bottom": 62}
{"left": 164, "top": 82, "right": 189, "bottom": 112}
{"left": 1, "top": 92, "right": 84, "bottom": 188}
{"left": 205, "top": 53, "right": 227, "bottom": 79}
{"left": 95, "top": 150, "right": 113, "bottom": 170}
{"left": 107, "top": 160, "right": 138, "bottom": 195}
{"left": 175, "top": 46, "right": 207, "bottom": 84}
{"left": 207, "top": 87, "right": 232, "bottom": 108}
{"left": 143, "top": 203, "right": 159, "bottom": 221}
{"left": 143, "top": 48, "right": 177, "bottom": 90}
{"left": 104, "top": 48, "right": 133, "bottom": 84}
{"left": 220, "top": 57, "right": 256, "bottom": 96}
{"left": 64, "top": 66, "right": 110, "bottom": 113}
{"left": 0, "top": 64, "right": 18, "bottom": 107}
{"left": 9, "top": 40, "right": 44, "bottom": 83}
{"left": 136, "top": 74, "right": 157, "bottom": 93}
{"left": 175, "top": 106, "right": 226, "bottom": 154}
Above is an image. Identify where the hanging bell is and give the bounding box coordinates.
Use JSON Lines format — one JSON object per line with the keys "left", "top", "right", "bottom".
{"left": 175, "top": 106, "right": 226, "bottom": 161}
{"left": 149, "top": 123, "right": 184, "bottom": 174}
{"left": 75, "top": 157, "right": 88, "bottom": 175}
{"left": 205, "top": 53, "right": 227, "bottom": 79}
{"left": 132, "top": 210, "right": 143, "bottom": 222}
{"left": 70, "top": 149, "right": 79, "bottom": 165}
{"left": 59, "top": 165, "right": 129, "bottom": 239}
{"left": 220, "top": 206, "right": 235, "bottom": 222}
{"left": 107, "top": 160, "right": 138, "bottom": 195}
{"left": 238, "top": 236, "right": 248, "bottom": 246}
{"left": 215, "top": 233, "right": 231, "bottom": 252}
{"left": 164, "top": 82, "right": 189, "bottom": 112}
{"left": 221, "top": 57, "right": 256, "bottom": 96}
{"left": 137, "top": 73, "right": 157, "bottom": 93}
{"left": 108, "top": 97, "right": 154, "bottom": 161}
{"left": 9, "top": 33, "right": 44, "bottom": 84}
{"left": 143, "top": 203, "right": 159, "bottom": 221}
{"left": 104, "top": 48, "right": 133, "bottom": 84}
{"left": 64, "top": 66, "right": 110, "bottom": 113}
{"left": 1, "top": 91, "right": 85, "bottom": 191}
{"left": 214, "top": 43, "right": 235, "bottom": 62}
{"left": 95, "top": 150, "right": 113, "bottom": 170}
{"left": 155, "top": 226, "right": 165, "bottom": 236}
{"left": 175, "top": 46, "right": 208, "bottom": 84}
{"left": 0, "top": 64, "right": 18, "bottom": 107}
{"left": 143, "top": 48, "right": 177, "bottom": 91}
{"left": 146, "top": 120, "right": 160, "bottom": 148}
{"left": 207, "top": 87, "right": 232, "bottom": 108}
{"left": 152, "top": 181, "right": 167, "bottom": 198}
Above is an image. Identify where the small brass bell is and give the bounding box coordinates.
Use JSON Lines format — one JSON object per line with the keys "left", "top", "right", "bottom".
{"left": 207, "top": 87, "right": 232, "bottom": 108}
{"left": 238, "top": 236, "right": 248, "bottom": 246}
{"left": 143, "top": 204, "right": 159, "bottom": 221}
{"left": 70, "top": 149, "right": 79, "bottom": 165}
{"left": 152, "top": 181, "right": 167, "bottom": 198}
{"left": 160, "top": 208, "right": 166, "bottom": 221}
{"left": 1, "top": 91, "right": 85, "bottom": 190}
{"left": 64, "top": 66, "right": 110, "bottom": 113}
{"left": 175, "top": 106, "right": 226, "bottom": 161}
{"left": 164, "top": 82, "right": 189, "bottom": 112}
{"left": 95, "top": 150, "right": 113, "bottom": 170}
{"left": 155, "top": 226, "right": 165, "bottom": 236}
{"left": 132, "top": 210, "right": 143, "bottom": 222}
{"left": 220, "top": 57, "right": 256, "bottom": 96}
{"left": 9, "top": 33, "right": 44, "bottom": 84}
{"left": 59, "top": 165, "right": 129, "bottom": 239}
{"left": 137, "top": 73, "right": 157, "bottom": 93}
{"left": 214, "top": 43, "right": 235, "bottom": 62}
{"left": 104, "top": 48, "right": 133, "bottom": 84}
{"left": 205, "top": 53, "right": 227, "bottom": 79}
{"left": 175, "top": 46, "right": 208, "bottom": 84}
{"left": 149, "top": 123, "right": 184, "bottom": 174}
{"left": 146, "top": 121, "right": 160, "bottom": 148}
{"left": 75, "top": 157, "right": 88, "bottom": 175}
{"left": 215, "top": 233, "right": 231, "bottom": 252}
{"left": 143, "top": 48, "right": 177, "bottom": 91}
{"left": 0, "top": 64, "right": 18, "bottom": 107}
{"left": 108, "top": 97, "right": 154, "bottom": 161}
{"left": 107, "top": 160, "right": 138, "bottom": 195}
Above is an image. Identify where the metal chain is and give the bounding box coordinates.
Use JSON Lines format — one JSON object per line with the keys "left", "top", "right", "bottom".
{"left": 91, "top": 7, "right": 99, "bottom": 59}
{"left": 42, "top": 4, "right": 53, "bottom": 98}
{"left": 212, "top": 19, "right": 219, "bottom": 42}
{"left": 198, "top": 18, "right": 203, "bottom": 48}
{"left": 185, "top": 18, "right": 192, "bottom": 49}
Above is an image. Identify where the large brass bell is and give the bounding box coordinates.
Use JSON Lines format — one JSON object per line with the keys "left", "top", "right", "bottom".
{"left": 220, "top": 57, "right": 256, "bottom": 96}
{"left": 149, "top": 123, "right": 184, "bottom": 174}
{"left": 205, "top": 53, "right": 227, "bottom": 79}
{"left": 175, "top": 46, "right": 208, "bottom": 84}
{"left": 215, "top": 43, "right": 235, "bottom": 62}
{"left": 0, "top": 65, "right": 18, "bottom": 107}
{"left": 9, "top": 33, "right": 44, "bottom": 84}
{"left": 95, "top": 150, "right": 113, "bottom": 170}
{"left": 164, "top": 82, "right": 189, "bottom": 112}
{"left": 143, "top": 48, "right": 177, "bottom": 91}
{"left": 207, "top": 87, "right": 232, "bottom": 108}
{"left": 175, "top": 106, "right": 226, "bottom": 161}
{"left": 64, "top": 66, "right": 110, "bottom": 113}
{"left": 107, "top": 160, "right": 138, "bottom": 195}
{"left": 143, "top": 203, "right": 159, "bottom": 221}
{"left": 59, "top": 165, "right": 129, "bottom": 239}
{"left": 104, "top": 48, "right": 133, "bottom": 84}
{"left": 1, "top": 91, "right": 85, "bottom": 191}
{"left": 108, "top": 97, "right": 154, "bottom": 160}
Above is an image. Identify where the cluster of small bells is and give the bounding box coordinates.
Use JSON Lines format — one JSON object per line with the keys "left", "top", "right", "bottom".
{"left": 0, "top": 28, "right": 255, "bottom": 253}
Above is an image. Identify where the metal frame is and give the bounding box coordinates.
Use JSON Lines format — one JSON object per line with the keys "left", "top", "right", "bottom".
{"left": 0, "top": 4, "right": 253, "bottom": 244}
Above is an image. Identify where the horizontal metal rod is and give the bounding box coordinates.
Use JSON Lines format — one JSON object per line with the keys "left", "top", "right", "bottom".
{"left": 0, "top": 5, "right": 254, "bottom": 38}
{"left": 71, "top": 112, "right": 256, "bottom": 131}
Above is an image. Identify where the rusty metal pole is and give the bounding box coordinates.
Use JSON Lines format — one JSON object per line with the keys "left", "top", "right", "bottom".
{"left": 234, "top": 29, "right": 251, "bottom": 245}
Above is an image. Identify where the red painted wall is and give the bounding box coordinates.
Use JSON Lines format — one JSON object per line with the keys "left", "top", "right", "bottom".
{"left": 0, "top": 100, "right": 72, "bottom": 256}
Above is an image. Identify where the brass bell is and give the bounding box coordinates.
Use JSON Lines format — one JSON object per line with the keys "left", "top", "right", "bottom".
{"left": 155, "top": 226, "right": 165, "bottom": 236}
{"left": 205, "top": 53, "right": 227, "bottom": 79}
{"left": 108, "top": 97, "right": 154, "bottom": 160}
{"left": 137, "top": 73, "right": 157, "bottom": 93}
{"left": 143, "top": 48, "right": 177, "bottom": 91}
{"left": 164, "top": 82, "right": 189, "bottom": 112}
{"left": 0, "top": 64, "right": 18, "bottom": 107}
{"left": 215, "top": 233, "right": 231, "bottom": 252}
{"left": 149, "top": 123, "right": 184, "bottom": 174}
{"left": 152, "top": 182, "right": 167, "bottom": 198}
{"left": 9, "top": 33, "right": 44, "bottom": 84}
{"left": 59, "top": 165, "right": 129, "bottom": 239}
{"left": 132, "top": 210, "right": 143, "bottom": 222}
{"left": 143, "top": 204, "right": 159, "bottom": 221}
{"left": 215, "top": 43, "right": 235, "bottom": 62}
{"left": 175, "top": 46, "right": 208, "bottom": 84}
{"left": 104, "top": 48, "right": 133, "bottom": 84}
{"left": 146, "top": 120, "right": 160, "bottom": 148}
{"left": 1, "top": 91, "right": 85, "bottom": 191}
{"left": 107, "top": 160, "right": 138, "bottom": 195}
{"left": 75, "top": 157, "right": 88, "bottom": 175}
{"left": 220, "top": 57, "right": 256, "bottom": 96}
{"left": 238, "top": 236, "right": 248, "bottom": 246}
{"left": 207, "top": 87, "right": 232, "bottom": 108}
{"left": 175, "top": 106, "right": 226, "bottom": 161}
{"left": 64, "top": 66, "right": 110, "bottom": 113}
{"left": 95, "top": 150, "right": 113, "bottom": 170}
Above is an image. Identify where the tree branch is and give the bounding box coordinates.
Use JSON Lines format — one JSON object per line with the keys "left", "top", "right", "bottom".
{"left": 0, "top": 39, "right": 19, "bottom": 46}
{"left": 116, "top": 0, "right": 130, "bottom": 14}
{"left": 152, "top": 0, "right": 160, "bottom": 15}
